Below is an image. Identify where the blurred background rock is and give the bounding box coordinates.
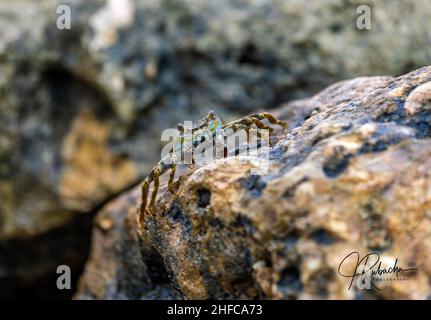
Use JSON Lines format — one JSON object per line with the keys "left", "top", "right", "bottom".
{"left": 0, "top": 0, "right": 430, "bottom": 298}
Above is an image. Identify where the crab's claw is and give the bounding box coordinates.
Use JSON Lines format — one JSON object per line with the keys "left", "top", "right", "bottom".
{"left": 206, "top": 109, "right": 216, "bottom": 120}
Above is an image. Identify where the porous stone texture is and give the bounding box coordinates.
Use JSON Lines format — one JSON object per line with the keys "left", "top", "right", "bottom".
{"left": 77, "top": 66, "right": 431, "bottom": 299}
{"left": 1, "top": 0, "right": 431, "bottom": 239}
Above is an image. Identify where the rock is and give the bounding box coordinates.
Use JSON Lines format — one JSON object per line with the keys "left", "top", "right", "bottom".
{"left": 1, "top": 0, "right": 431, "bottom": 239}
{"left": 1, "top": 0, "right": 431, "bottom": 298}
{"left": 75, "top": 187, "right": 183, "bottom": 300}
{"left": 88, "top": 65, "right": 431, "bottom": 300}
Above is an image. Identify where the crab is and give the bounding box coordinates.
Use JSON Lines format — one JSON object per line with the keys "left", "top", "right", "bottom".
{"left": 139, "top": 110, "right": 287, "bottom": 224}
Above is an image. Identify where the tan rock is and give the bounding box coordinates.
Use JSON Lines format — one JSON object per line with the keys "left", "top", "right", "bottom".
{"left": 135, "top": 66, "right": 431, "bottom": 299}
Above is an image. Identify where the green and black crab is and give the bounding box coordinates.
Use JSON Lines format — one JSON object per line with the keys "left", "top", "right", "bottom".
{"left": 139, "top": 110, "right": 287, "bottom": 223}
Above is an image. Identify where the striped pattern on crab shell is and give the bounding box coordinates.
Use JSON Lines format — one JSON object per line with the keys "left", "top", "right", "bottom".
{"left": 173, "top": 117, "right": 222, "bottom": 152}
{"left": 194, "top": 117, "right": 222, "bottom": 141}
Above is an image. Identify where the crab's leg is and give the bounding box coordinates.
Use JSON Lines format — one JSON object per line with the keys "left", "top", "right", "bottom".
{"left": 148, "top": 157, "right": 176, "bottom": 210}
{"left": 140, "top": 154, "right": 175, "bottom": 220}
{"left": 223, "top": 123, "right": 270, "bottom": 148}
{"left": 167, "top": 163, "right": 177, "bottom": 194}
{"left": 250, "top": 120, "right": 272, "bottom": 146}
{"left": 223, "top": 118, "right": 251, "bottom": 142}
{"left": 249, "top": 112, "right": 288, "bottom": 131}
{"left": 149, "top": 166, "right": 161, "bottom": 210}
{"left": 224, "top": 114, "right": 284, "bottom": 133}
{"left": 223, "top": 123, "right": 250, "bottom": 136}
{"left": 224, "top": 113, "right": 286, "bottom": 132}
{"left": 224, "top": 124, "right": 251, "bottom": 154}
{"left": 140, "top": 177, "right": 150, "bottom": 224}
{"left": 254, "top": 119, "right": 273, "bottom": 133}
{"left": 223, "top": 117, "right": 252, "bottom": 130}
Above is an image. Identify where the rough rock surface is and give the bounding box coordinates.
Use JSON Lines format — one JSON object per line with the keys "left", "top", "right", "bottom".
{"left": 75, "top": 187, "right": 182, "bottom": 299}
{"left": 2, "top": 0, "right": 431, "bottom": 299}
{"left": 76, "top": 66, "right": 431, "bottom": 299}
{"left": 2, "top": 0, "right": 431, "bottom": 239}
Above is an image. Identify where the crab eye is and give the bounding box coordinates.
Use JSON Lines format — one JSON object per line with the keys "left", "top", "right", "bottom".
{"left": 177, "top": 123, "right": 184, "bottom": 132}
{"left": 207, "top": 109, "right": 215, "bottom": 120}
